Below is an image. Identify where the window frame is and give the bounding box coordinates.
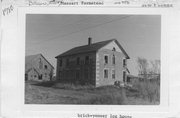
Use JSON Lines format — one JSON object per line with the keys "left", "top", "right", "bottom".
{"left": 77, "top": 57, "right": 80, "bottom": 65}
{"left": 39, "top": 58, "right": 43, "bottom": 69}
{"left": 44, "top": 65, "right": 48, "bottom": 69}
{"left": 123, "top": 58, "right": 127, "bottom": 67}
{"left": 112, "top": 54, "right": 115, "bottom": 65}
{"left": 66, "top": 58, "right": 69, "bottom": 66}
{"left": 103, "top": 68, "right": 109, "bottom": 79}
{"left": 123, "top": 71, "right": 126, "bottom": 82}
{"left": 112, "top": 47, "right": 116, "bottom": 51}
{"left": 104, "top": 54, "right": 109, "bottom": 64}
{"left": 59, "top": 71, "right": 62, "bottom": 78}
{"left": 112, "top": 69, "right": 115, "bottom": 79}
{"left": 59, "top": 59, "right": 62, "bottom": 67}
{"left": 85, "top": 56, "right": 90, "bottom": 65}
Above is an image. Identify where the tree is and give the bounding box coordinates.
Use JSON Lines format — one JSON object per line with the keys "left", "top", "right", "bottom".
{"left": 137, "top": 57, "right": 149, "bottom": 78}
{"left": 150, "top": 60, "right": 160, "bottom": 74}
{"left": 137, "top": 57, "right": 161, "bottom": 79}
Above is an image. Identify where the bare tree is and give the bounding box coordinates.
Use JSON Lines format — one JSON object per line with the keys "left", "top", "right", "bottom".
{"left": 137, "top": 57, "right": 160, "bottom": 80}
{"left": 137, "top": 57, "right": 149, "bottom": 78}
{"left": 150, "top": 60, "right": 160, "bottom": 74}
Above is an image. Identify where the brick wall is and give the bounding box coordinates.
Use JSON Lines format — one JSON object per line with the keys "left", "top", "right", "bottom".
{"left": 56, "top": 52, "right": 96, "bottom": 85}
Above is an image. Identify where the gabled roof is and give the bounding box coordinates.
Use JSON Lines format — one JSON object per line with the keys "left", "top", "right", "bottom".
{"left": 55, "top": 39, "right": 130, "bottom": 59}
{"left": 25, "top": 54, "right": 40, "bottom": 65}
{"left": 25, "top": 54, "right": 54, "bottom": 69}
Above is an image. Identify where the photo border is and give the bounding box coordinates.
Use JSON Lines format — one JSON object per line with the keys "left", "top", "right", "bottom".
{"left": 3, "top": 6, "right": 171, "bottom": 118}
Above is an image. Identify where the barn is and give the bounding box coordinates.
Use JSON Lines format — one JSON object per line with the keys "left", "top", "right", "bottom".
{"left": 55, "top": 38, "right": 130, "bottom": 87}
{"left": 25, "top": 54, "right": 54, "bottom": 81}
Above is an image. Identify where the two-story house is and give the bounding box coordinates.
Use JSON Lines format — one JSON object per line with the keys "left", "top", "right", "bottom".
{"left": 55, "top": 38, "right": 130, "bottom": 87}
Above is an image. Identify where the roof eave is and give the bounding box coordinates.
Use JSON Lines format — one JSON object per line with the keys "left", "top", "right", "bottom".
{"left": 39, "top": 54, "right": 54, "bottom": 69}
{"left": 114, "top": 39, "right": 130, "bottom": 59}
{"left": 55, "top": 50, "right": 97, "bottom": 59}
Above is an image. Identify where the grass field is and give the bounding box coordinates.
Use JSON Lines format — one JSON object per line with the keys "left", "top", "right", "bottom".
{"left": 25, "top": 81, "right": 160, "bottom": 105}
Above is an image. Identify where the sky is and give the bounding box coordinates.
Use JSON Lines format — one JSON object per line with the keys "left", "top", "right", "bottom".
{"left": 26, "top": 14, "right": 161, "bottom": 75}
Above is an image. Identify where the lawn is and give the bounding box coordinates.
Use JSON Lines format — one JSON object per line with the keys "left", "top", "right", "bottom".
{"left": 25, "top": 81, "right": 160, "bottom": 105}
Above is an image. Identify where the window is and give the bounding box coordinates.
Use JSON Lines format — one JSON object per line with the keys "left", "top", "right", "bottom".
{"left": 85, "top": 56, "right": 89, "bottom": 65}
{"left": 59, "top": 59, "right": 62, "bottom": 66}
{"left": 104, "top": 55, "right": 108, "bottom": 64}
{"left": 123, "top": 71, "right": 126, "bottom": 82}
{"left": 104, "top": 69, "right": 108, "bottom": 78}
{"left": 39, "top": 58, "right": 43, "bottom": 69}
{"left": 85, "top": 68, "right": 89, "bottom": 79}
{"left": 123, "top": 59, "right": 127, "bottom": 67}
{"left": 77, "top": 57, "right": 80, "bottom": 65}
{"left": 59, "top": 71, "right": 62, "bottom": 78}
{"left": 112, "top": 69, "right": 115, "bottom": 79}
{"left": 112, "top": 55, "right": 115, "bottom": 64}
{"left": 44, "top": 65, "right": 48, "bottom": 69}
{"left": 66, "top": 59, "right": 69, "bottom": 66}
{"left": 39, "top": 74, "right": 42, "bottom": 80}
{"left": 112, "top": 47, "right": 116, "bottom": 51}
{"left": 76, "top": 71, "right": 80, "bottom": 80}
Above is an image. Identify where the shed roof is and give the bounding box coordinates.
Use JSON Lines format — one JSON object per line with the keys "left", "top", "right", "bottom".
{"left": 55, "top": 39, "right": 130, "bottom": 59}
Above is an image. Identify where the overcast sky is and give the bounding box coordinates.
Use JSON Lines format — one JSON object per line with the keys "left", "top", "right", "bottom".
{"left": 26, "top": 14, "right": 161, "bottom": 75}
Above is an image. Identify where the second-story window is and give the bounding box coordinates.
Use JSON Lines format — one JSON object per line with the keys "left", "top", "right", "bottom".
{"left": 66, "top": 58, "right": 69, "bottom": 66}
{"left": 59, "top": 59, "right": 62, "bottom": 67}
{"left": 104, "top": 55, "right": 108, "bottom": 64}
{"left": 44, "top": 65, "right": 48, "bottom": 69}
{"left": 77, "top": 57, "right": 80, "bottom": 65}
{"left": 39, "top": 58, "right": 43, "bottom": 69}
{"left": 85, "top": 56, "right": 89, "bottom": 65}
{"left": 123, "top": 59, "right": 127, "bottom": 67}
{"left": 112, "top": 55, "right": 115, "bottom": 64}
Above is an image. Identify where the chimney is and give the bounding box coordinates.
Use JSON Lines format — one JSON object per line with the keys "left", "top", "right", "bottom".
{"left": 88, "top": 37, "right": 92, "bottom": 45}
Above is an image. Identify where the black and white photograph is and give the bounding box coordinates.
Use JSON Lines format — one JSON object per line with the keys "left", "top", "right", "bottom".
{"left": 25, "top": 14, "right": 161, "bottom": 105}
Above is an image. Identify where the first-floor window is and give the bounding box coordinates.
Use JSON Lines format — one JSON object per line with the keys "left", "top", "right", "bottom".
{"left": 76, "top": 70, "right": 80, "bottom": 80}
{"left": 85, "top": 68, "right": 89, "bottom": 79}
{"left": 123, "top": 71, "right": 126, "bottom": 82}
{"left": 39, "top": 74, "right": 42, "bottom": 80}
{"left": 112, "top": 69, "right": 115, "bottom": 79}
{"left": 59, "top": 71, "right": 62, "bottom": 78}
{"left": 104, "top": 69, "right": 108, "bottom": 78}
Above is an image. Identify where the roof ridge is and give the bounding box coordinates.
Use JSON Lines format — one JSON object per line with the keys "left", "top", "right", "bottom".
{"left": 72, "top": 39, "right": 115, "bottom": 48}
{"left": 55, "top": 39, "right": 116, "bottom": 58}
